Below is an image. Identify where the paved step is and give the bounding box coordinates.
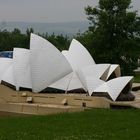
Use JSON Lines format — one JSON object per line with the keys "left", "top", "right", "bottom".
{"left": 0, "top": 102, "right": 84, "bottom": 115}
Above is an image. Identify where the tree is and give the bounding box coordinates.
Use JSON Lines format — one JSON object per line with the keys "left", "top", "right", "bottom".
{"left": 46, "top": 33, "right": 70, "bottom": 51}
{"left": 0, "top": 29, "right": 30, "bottom": 51}
{"left": 0, "top": 28, "right": 70, "bottom": 52}
{"left": 26, "top": 28, "right": 34, "bottom": 36}
{"left": 12, "top": 28, "right": 21, "bottom": 35}
{"left": 85, "top": 0, "right": 140, "bottom": 75}
{"left": 76, "top": 31, "right": 95, "bottom": 55}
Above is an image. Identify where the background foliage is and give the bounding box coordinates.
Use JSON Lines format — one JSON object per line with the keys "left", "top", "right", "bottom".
{"left": 82, "top": 0, "right": 140, "bottom": 75}
{"left": 0, "top": 28, "right": 70, "bottom": 52}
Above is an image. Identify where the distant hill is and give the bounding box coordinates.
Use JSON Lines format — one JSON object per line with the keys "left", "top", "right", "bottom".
{"left": 0, "top": 21, "right": 90, "bottom": 36}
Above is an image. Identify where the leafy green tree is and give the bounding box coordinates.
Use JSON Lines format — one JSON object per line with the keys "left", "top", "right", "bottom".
{"left": 46, "top": 33, "right": 70, "bottom": 51}
{"left": 76, "top": 31, "right": 95, "bottom": 55}
{"left": 12, "top": 28, "right": 21, "bottom": 35}
{"left": 0, "top": 29, "right": 30, "bottom": 51}
{"left": 85, "top": 0, "right": 140, "bottom": 75}
{"left": 26, "top": 28, "right": 34, "bottom": 36}
{"left": 0, "top": 29, "right": 70, "bottom": 53}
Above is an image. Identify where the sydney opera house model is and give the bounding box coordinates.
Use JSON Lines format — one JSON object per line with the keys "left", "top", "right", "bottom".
{"left": 0, "top": 33, "right": 136, "bottom": 114}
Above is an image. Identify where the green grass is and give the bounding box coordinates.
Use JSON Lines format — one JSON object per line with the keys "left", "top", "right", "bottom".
{"left": 134, "top": 75, "right": 140, "bottom": 83}
{"left": 0, "top": 109, "right": 140, "bottom": 140}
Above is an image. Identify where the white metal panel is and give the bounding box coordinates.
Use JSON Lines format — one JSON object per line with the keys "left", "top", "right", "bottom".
{"left": 49, "top": 71, "right": 86, "bottom": 92}
{"left": 76, "top": 68, "right": 88, "bottom": 91}
{"left": 86, "top": 77, "right": 105, "bottom": 96}
{"left": 76, "top": 64, "right": 110, "bottom": 93}
{"left": 78, "top": 64, "right": 111, "bottom": 81}
{"left": 62, "top": 50, "right": 76, "bottom": 70}
{"left": 13, "top": 48, "right": 32, "bottom": 90}
{"left": 67, "top": 39, "right": 95, "bottom": 70}
{"left": 106, "top": 64, "right": 121, "bottom": 80}
{"left": 30, "top": 33, "right": 73, "bottom": 92}
{"left": 0, "top": 58, "right": 12, "bottom": 82}
{"left": 1, "top": 64, "right": 15, "bottom": 86}
{"left": 114, "top": 65, "right": 121, "bottom": 77}
{"left": 100, "top": 65, "right": 111, "bottom": 81}
{"left": 93, "top": 76, "right": 133, "bottom": 101}
{"left": 49, "top": 72, "right": 73, "bottom": 91}
{"left": 67, "top": 72, "right": 86, "bottom": 91}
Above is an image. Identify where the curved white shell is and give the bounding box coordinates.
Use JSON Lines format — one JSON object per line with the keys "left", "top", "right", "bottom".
{"left": 106, "top": 64, "right": 121, "bottom": 80}
{"left": 1, "top": 64, "right": 15, "bottom": 86}
{"left": 64, "top": 39, "right": 95, "bottom": 70}
{"left": 93, "top": 76, "right": 133, "bottom": 101}
{"left": 0, "top": 58, "right": 12, "bottom": 82}
{"left": 30, "top": 33, "right": 72, "bottom": 92}
{"left": 13, "top": 48, "right": 32, "bottom": 90}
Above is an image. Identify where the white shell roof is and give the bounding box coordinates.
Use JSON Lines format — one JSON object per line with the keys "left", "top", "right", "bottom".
{"left": 0, "top": 58, "right": 12, "bottom": 82}
{"left": 13, "top": 48, "right": 32, "bottom": 90}
{"left": 76, "top": 64, "right": 110, "bottom": 93}
{"left": 86, "top": 77, "right": 105, "bottom": 96}
{"left": 67, "top": 72, "right": 86, "bottom": 91}
{"left": 78, "top": 64, "right": 111, "bottom": 81}
{"left": 63, "top": 39, "right": 122, "bottom": 82}
{"left": 64, "top": 39, "right": 95, "bottom": 70}
{"left": 93, "top": 76, "right": 133, "bottom": 101}
{"left": 1, "top": 64, "right": 15, "bottom": 86}
{"left": 106, "top": 64, "right": 121, "bottom": 80}
{"left": 62, "top": 50, "right": 74, "bottom": 68}
{"left": 49, "top": 72, "right": 73, "bottom": 91}
{"left": 49, "top": 71, "right": 86, "bottom": 92}
{"left": 30, "top": 33, "right": 72, "bottom": 92}
{"left": 0, "top": 33, "right": 133, "bottom": 101}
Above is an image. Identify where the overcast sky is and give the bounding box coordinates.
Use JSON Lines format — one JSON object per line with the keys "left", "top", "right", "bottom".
{"left": 0, "top": 0, "right": 139, "bottom": 23}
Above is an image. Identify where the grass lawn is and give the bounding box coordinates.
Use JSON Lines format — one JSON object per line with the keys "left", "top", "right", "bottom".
{"left": 134, "top": 75, "right": 140, "bottom": 83}
{"left": 0, "top": 109, "right": 140, "bottom": 140}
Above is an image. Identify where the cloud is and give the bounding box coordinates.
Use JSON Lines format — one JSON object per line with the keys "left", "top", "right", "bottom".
{"left": 0, "top": 0, "right": 139, "bottom": 22}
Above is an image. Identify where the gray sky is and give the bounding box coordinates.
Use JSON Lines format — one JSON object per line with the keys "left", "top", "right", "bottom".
{"left": 0, "top": 0, "right": 139, "bottom": 23}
